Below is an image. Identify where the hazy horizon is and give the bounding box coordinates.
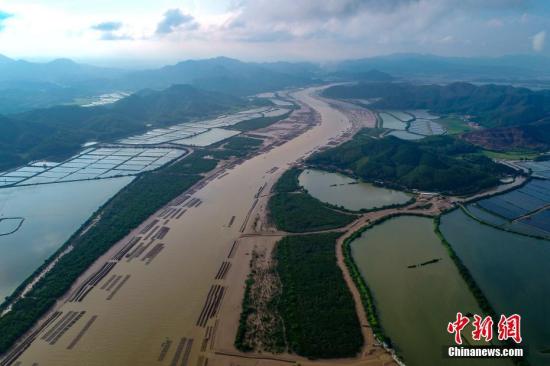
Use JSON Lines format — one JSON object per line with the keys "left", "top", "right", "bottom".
{"left": 0, "top": 0, "right": 549, "bottom": 68}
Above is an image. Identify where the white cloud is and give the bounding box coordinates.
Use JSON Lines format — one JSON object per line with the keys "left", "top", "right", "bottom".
{"left": 532, "top": 30, "right": 546, "bottom": 52}
{"left": 156, "top": 9, "right": 198, "bottom": 35}
{"left": 0, "top": 0, "right": 546, "bottom": 64}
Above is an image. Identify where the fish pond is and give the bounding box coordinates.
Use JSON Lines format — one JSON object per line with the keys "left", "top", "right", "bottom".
{"left": 350, "top": 215, "right": 509, "bottom": 365}
{"left": 440, "top": 209, "right": 550, "bottom": 366}
{"left": 0, "top": 177, "right": 133, "bottom": 300}
{"left": 298, "top": 169, "right": 411, "bottom": 211}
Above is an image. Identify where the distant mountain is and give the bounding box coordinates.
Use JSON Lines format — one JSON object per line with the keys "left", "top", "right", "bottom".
{"left": 323, "top": 81, "right": 550, "bottom": 128}
{"left": 324, "top": 80, "right": 550, "bottom": 151}
{"left": 120, "top": 57, "right": 313, "bottom": 96}
{"left": 331, "top": 53, "right": 550, "bottom": 80}
{"left": 0, "top": 55, "right": 124, "bottom": 84}
{"left": 0, "top": 56, "right": 316, "bottom": 113}
{"left": 259, "top": 61, "right": 322, "bottom": 79}
{"left": 329, "top": 69, "right": 395, "bottom": 82}
{"left": 1, "top": 84, "right": 251, "bottom": 171}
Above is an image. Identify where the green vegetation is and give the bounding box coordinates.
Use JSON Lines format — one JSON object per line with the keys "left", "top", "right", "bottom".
{"left": 273, "top": 167, "right": 301, "bottom": 193}
{"left": 342, "top": 227, "right": 387, "bottom": 344}
{"left": 235, "top": 276, "right": 255, "bottom": 352}
{"left": 231, "top": 111, "right": 291, "bottom": 131}
{"left": 275, "top": 233, "right": 363, "bottom": 359}
{"left": 323, "top": 81, "right": 550, "bottom": 129}
{"left": 269, "top": 193, "right": 356, "bottom": 232}
{"left": 436, "top": 117, "right": 473, "bottom": 134}
{"left": 0, "top": 152, "right": 218, "bottom": 354}
{"left": 0, "top": 84, "right": 250, "bottom": 171}
{"left": 308, "top": 130, "right": 515, "bottom": 195}
{"left": 208, "top": 136, "right": 264, "bottom": 160}
{"left": 268, "top": 167, "right": 356, "bottom": 232}
{"left": 482, "top": 149, "right": 540, "bottom": 161}
{"left": 324, "top": 81, "right": 550, "bottom": 151}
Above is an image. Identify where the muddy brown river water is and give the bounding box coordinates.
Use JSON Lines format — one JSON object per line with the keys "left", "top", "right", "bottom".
{"left": 14, "top": 87, "right": 352, "bottom": 366}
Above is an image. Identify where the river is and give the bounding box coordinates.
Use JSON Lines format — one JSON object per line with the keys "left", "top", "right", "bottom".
{"left": 16, "top": 86, "right": 354, "bottom": 365}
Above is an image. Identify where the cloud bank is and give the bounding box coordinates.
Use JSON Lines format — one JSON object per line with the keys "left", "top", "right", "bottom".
{"left": 156, "top": 9, "right": 198, "bottom": 35}
{"left": 532, "top": 30, "right": 546, "bottom": 52}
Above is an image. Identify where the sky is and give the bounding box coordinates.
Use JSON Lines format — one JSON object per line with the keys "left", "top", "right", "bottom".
{"left": 0, "top": 0, "right": 549, "bottom": 67}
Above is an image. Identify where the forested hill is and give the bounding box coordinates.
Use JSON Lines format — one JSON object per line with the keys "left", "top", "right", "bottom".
{"left": 323, "top": 82, "right": 550, "bottom": 129}
{"left": 0, "top": 85, "right": 252, "bottom": 171}
{"left": 122, "top": 57, "right": 313, "bottom": 96}
{"left": 307, "top": 131, "right": 515, "bottom": 195}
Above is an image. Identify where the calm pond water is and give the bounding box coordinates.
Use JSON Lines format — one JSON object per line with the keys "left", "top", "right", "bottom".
{"left": 441, "top": 209, "right": 550, "bottom": 366}
{"left": 351, "top": 215, "right": 510, "bottom": 366}
{"left": 298, "top": 169, "right": 411, "bottom": 211}
{"left": 0, "top": 177, "right": 133, "bottom": 300}
{"left": 176, "top": 128, "right": 239, "bottom": 146}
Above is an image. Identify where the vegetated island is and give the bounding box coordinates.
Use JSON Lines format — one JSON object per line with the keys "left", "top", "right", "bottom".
{"left": 267, "top": 168, "right": 357, "bottom": 232}
{"left": 236, "top": 169, "right": 364, "bottom": 358}
{"left": 307, "top": 130, "right": 516, "bottom": 196}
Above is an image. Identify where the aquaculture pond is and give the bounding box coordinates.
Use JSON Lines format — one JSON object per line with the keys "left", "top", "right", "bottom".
{"left": 0, "top": 177, "right": 133, "bottom": 300}
{"left": 298, "top": 169, "right": 411, "bottom": 211}
{"left": 440, "top": 209, "right": 550, "bottom": 366}
{"left": 379, "top": 112, "right": 407, "bottom": 130}
{"left": 350, "top": 215, "right": 510, "bottom": 366}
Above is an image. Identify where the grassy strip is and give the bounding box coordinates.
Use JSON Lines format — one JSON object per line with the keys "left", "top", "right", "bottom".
{"left": 482, "top": 149, "right": 540, "bottom": 161}
{"left": 0, "top": 153, "right": 218, "bottom": 354}
{"left": 275, "top": 233, "right": 363, "bottom": 359}
{"left": 436, "top": 117, "right": 474, "bottom": 134}
{"left": 268, "top": 192, "right": 356, "bottom": 233}
{"left": 231, "top": 112, "right": 291, "bottom": 132}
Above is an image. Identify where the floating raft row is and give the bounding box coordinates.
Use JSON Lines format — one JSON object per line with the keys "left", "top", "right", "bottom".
{"left": 171, "top": 194, "right": 191, "bottom": 206}
{"left": 0, "top": 311, "right": 62, "bottom": 366}
{"left": 66, "top": 314, "right": 98, "bottom": 350}
{"left": 240, "top": 199, "right": 258, "bottom": 233}
{"left": 111, "top": 236, "right": 141, "bottom": 261}
{"left": 142, "top": 243, "right": 165, "bottom": 265}
{"left": 170, "top": 338, "right": 194, "bottom": 366}
{"left": 105, "top": 275, "right": 122, "bottom": 292}
{"left": 196, "top": 285, "right": 225, "bottom": 328}
{"left": 153, "top": 227, "right": 170, "bottom": 240}
{"left": 106, "top": 275, "right": 131, "bottom": 301}
{"left": 140, "top": 219, "right": 159, "bottom": 235}
{"left": 214, "top": 261, "right": 231, "bottom": 280}
{"left": 157, "top": 339, "right": 173, "bottom": 362}
{"left": 227, "top": 241, "right": 238, "bottom": 259}
{"left": 68, "top": 262, "right": 116, "bottom": 302}
{"left": 143, "top": 225, "right": 160, "bottom": 241}
{"left": 175, "top": 209, "right": 187, "bottom": 220}
{"left": 254, "top": 182, "right": 267, "bottom": 199}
